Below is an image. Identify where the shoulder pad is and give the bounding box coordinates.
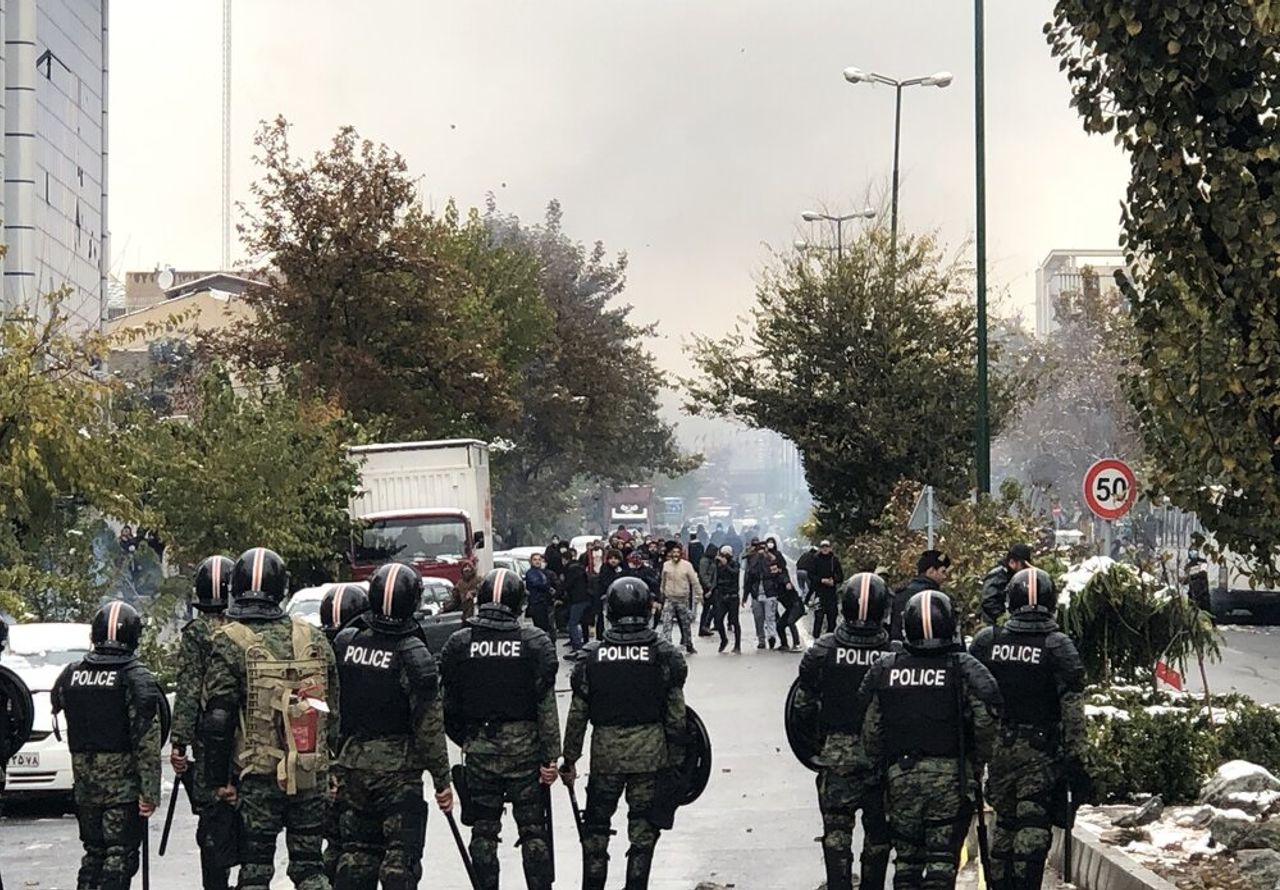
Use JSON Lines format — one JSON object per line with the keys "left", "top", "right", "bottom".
{"left": 123, "top": 664, "right": 162, "bottom": 721}
{"left": 569, "top": 652, "right": 590, "bottom": 696}
{"left": 969, "top": 626, "right": 995, "bottom": 657}
{"left": 664, "top": 644, "right": 688, "bottom": 688}
{"left": 333, "top": 625, "right": 360, "bottom": 652}
{"left": 1045, "top": 632, "right": 1086, "bottom": 681}
{"left": 956, "top": 653, "right": 1002, "bottom": 706}
{"left": 398, "top": 636, "right": 438, "bottom": 680}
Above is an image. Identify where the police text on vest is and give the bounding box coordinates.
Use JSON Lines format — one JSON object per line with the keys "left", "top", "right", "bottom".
{"left": 344, "top": 646, "right": 394, "bottom": 669}
{"left": 471, "top": 640, "right": 521, "bottom": 658}
{"left": 991, "top": 644, "right": 1042, "bottom": 664}
{"left": 598, "top": 645, "right": 650, "bottom": 662}
{"left": 836, "top": 648, "right": 884, "bottom": 666}
{"left": 888, "top": 668, "right": 946, "bottom": 687}
{"left": 71, "top": 670, "right": 117, "bottom": 687}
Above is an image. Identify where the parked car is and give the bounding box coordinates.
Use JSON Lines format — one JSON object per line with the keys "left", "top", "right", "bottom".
{"left": 493, "top": 551, "right": 533, "bottom": 577}
{"left": 287, "top": 580, "right": 462, "bottom": 655}
{"left": 4, "top": 623, "right": 92, "bottom": 806}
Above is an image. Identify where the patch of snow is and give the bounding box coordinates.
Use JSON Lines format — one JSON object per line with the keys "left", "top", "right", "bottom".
{"left": 1085, "top": 704, "right": 1131, "bottom": 720}
{"left": 1217, "top": 760, "right": 1277, "bottom": 784}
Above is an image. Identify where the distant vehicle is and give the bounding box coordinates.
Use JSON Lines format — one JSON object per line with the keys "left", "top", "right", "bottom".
{"left": 287, "top": 580, "right": 463, "bottom": 655}
{"left": 1054, "top": 530, "right": 1085, "bottom": 548}
{"left": 1205, "top": 549, "right": 1280, "bottom": 623}
{"left": 5, "top": 623, "right": 92, "bottom": 804}
{"left": 570, "top": 535, "right": 602, "bottom": 556}
{"left": 605, "top": 485, "right": 655, "bottom": 537}
{"left": 493, "top": 552, "right": 533, "bottom": 577}
{"left": 349, "top": 440, "right": 494, "bottom": 586}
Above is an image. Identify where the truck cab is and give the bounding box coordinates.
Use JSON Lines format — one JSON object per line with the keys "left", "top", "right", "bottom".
{"left": 351, "top": 508, "right": 482, "bottom": 585}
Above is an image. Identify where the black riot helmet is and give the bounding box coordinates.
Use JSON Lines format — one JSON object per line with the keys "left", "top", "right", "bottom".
{"left": 231, "top": 547, "right": 290, "bottom": 604}
{"left": 606, "top": 577, "right": 653, "bottom": 629}
{"left": 368, "top": 562, "right": 422, "bottom": 630}
{"left": 1007, "top": 567, "right": 1057, "bottom": 616}
{"left": 839, "top": 573, "right": 891, "bottom": 632}
{"left": 193, "top": 555, "right": 234, "bottom": 612}
{"left": 0, "top": 617, "right": 7, "bottom": 653}
{"left": 478, "top": 567, "right": 526, "bottom": 614}
{"left": 321, "top": 583, "right": 370, "bottom": 632}
{"left": 903, "top": 590, "right": 956, "bottom": 651}
{"left": 91, "top": 600, "right": 143, "bottom": 654}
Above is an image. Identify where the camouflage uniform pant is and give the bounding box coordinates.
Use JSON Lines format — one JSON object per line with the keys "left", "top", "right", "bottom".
{"left": 818, "top": 767, "right": 891, "bottom": 890}
{"left": 324, "top": 767, "right": 347, "bottom": 882}
{"left": 987, "top": 739, "right": 1059, "bottom": 890}
{"left": 660, "top": 600, "right": 692, "bottom": 647}
{"left": 466, "top": 757, "right": 552, "bottom": 890}
{"left": 884, "top": 758, "right": 972, "bottom": 890}
{"left": 76, "top": 803, "right": 144, "bottom": 890}
{"left": 189, "top": 749, "right": 234, "bottom": 890}
{"left": 237, "top": 774, "right": 329, "bottom": 890}
{"left": 581, "top": 771, "right": 660, "bottom": 890}
{"left": 335, "top": 769, "right": 427, "bottom": 890}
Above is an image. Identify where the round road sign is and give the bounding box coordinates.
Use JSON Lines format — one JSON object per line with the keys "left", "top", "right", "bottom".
{"left": 1083, "top": 459, "right": 1138, "bottom": 521}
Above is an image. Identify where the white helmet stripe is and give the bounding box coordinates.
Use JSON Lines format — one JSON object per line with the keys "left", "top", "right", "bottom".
{"left": 251, "top": 548, "right": 266, "bottom": 592}
{"left": 107, "top": 600, "right": 121, "bottom": 642}
{"left": 382, "top": 565, "right": 402, "bottom": 615}
{"left": 1027, "top": 570, "right": 1038, "bottom": 607}
{"left": 491, "top": 568, "right": 508, "bottom": 604}
{"left": 211, "top": 559, "right": 223, "bottom": 602}
{"left": 858, "top": 574, "right": 871, "bottom": 622}
{"left": 921, "top": 591, "right": 934, "bottom": 640}
{"left": 332, "top": 585, "right": 346, "bottom": 625}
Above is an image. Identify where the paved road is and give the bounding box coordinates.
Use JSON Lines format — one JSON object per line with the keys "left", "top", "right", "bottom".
{"left": 1195, "top": 625, "right": 1280, "bottom": 704}
{"left": 0, "top": 614, "right": 836, "bottom": 890}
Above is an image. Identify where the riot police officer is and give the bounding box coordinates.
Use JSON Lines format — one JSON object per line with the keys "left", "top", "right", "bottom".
{"left": 439, "top": 568, "right": 561, "bottom": 890}
{"left": 320, "top": 582, "right": 370, "bottom": 881}
{"left": 858, "top": 591, "right": 1001, "bottom": 890}
{"left": 201, "top": 547, "right": 340, "bottom": 890}
{"left": 52, "top": 601, "right": 163, "bottom": 890}
{"left": 560, "top": 576, "right": 690, "bottom": 890}
{"left": 332, "top": 563, "right": 452, "bottom": 889}
{"left": 791, "top": 573, "right": 897, "bottom": 890}
{"left": 170, "top": 555, "right": 236, "bottom": 890}
{"left": 970, "top": 568, "right": 1087, "bottom": 890}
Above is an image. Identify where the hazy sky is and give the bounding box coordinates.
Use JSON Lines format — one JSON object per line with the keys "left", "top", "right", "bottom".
{"left": 109, "top": 1, "right": 1128, "bottom": 376}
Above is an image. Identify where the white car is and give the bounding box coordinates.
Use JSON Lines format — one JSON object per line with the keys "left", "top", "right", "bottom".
{"left": 5, "top": 622, "right": 93, "bottom": 804}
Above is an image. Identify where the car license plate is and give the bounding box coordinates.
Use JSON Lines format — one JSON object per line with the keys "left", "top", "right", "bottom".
{"left": 8, "top": 752, "right": 38, "bottom": 768}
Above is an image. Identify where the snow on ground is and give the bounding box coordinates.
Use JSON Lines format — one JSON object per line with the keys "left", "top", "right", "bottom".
{"left": 1076, "top": 805, "right": 1229, "bottom": 874}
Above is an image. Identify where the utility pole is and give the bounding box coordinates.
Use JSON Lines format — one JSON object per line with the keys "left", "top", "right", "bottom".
{"left": 221, "top": 0, "right": 232, "bottom": 271}
{"left": 974, "top": 0, "right": 991, "bottom": 494}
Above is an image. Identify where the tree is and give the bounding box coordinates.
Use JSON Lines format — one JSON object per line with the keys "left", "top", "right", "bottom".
{"left": 1048, "top": 1, "right": 1280, "bottom": 567}
{"left": 0, "top": 298, "right": 142, "bottom": 616}
{"left": 685, "top": 228, "right": 1014, "bottom": 539}
{"left": 231, "top": 117, "right": 519, "bottom": 438}
{"left": 119, "top": 369, "right": 361, "bottom": 582}
{"left": 993, "top": 269, "right": 1143, "bottom": 510}
{"left": 483, "top": 199, "right": 696, "bottom": 541}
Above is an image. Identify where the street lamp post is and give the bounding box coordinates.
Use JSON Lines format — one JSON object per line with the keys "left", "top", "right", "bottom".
{"left": 799, "top": 208, "right": 876, "bottom": 262}
{"left": 842, "top": 67, "right": 952, "bottom": 273}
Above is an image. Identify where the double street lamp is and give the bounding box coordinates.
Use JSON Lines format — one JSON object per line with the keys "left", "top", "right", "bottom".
{"left": 796, "top": 208, "right": 876, "bottom": 261}
{"left": 841, "top": 67, "right": 952, "bottom": 273}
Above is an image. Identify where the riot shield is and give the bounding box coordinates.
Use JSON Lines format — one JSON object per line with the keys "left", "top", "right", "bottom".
{"left": 0, "top": 664, "right": 34, "bottom": 756}
{"left": 784, "top": 675, "right": 821, "bottom": 772}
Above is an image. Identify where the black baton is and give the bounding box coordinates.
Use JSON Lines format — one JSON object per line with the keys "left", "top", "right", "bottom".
{"left": 566, "top": 782, "right": 586, "bottom": 844}
{"left": 141, "top": 816, "right": 151, "bottom": 890}
{"left": 1063, "top": 786, "right": 1075, "bottom": 883}
{"left": 158, "top": 769, "right": 187, "bottom": 856}
{"left": 543, "top": 781, "right": 555, "bottom": 884}
{"left": 445, "top": 809, "right": 480, "bottom": 890}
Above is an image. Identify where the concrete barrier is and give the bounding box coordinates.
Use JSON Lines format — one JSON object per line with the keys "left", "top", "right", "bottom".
{"left": 1047, "top": 825, "right": 1181, "bottom": 890}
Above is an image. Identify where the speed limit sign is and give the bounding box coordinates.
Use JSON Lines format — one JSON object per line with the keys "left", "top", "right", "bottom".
{"left": 1083, "top": 459, "right": 1138, "bottom": 521}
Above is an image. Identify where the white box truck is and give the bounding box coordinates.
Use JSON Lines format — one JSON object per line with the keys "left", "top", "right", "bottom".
{"left": 348, "top": 439, "right": 494, "bottom": 584}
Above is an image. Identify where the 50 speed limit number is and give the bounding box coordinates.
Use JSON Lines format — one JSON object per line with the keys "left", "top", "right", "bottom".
{"left": 1083, "top": 459, "right": 1138, "bottom": 521}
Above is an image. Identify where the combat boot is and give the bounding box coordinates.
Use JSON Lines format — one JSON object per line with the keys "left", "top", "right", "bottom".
{"left": 625, "top": 847, "right": 654, "bottom": 889}
{"left": 857, "top": 851, "right": 889, "bottom": 890}
{"left": 823, "top": 847, "right": 852, "bottom": 890}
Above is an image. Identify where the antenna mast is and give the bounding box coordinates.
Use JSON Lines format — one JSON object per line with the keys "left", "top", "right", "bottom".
{"left": 221, "top": 0, "right": 231, "bottom": 270}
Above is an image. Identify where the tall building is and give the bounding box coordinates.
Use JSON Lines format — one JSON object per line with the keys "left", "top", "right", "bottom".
{"left": 1, "top": 0, "right": 108, "bottom": 335}
{"left": 1034, "top": 249, "right": 1126, "bottom": 337}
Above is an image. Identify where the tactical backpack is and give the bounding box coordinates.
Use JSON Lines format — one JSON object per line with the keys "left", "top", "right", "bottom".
{"left": 221, "top": 617, "right": 330, "bottom": 795}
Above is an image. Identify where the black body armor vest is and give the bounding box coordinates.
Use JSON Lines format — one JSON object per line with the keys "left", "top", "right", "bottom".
{"left": 338, "top": 632, "right": 412, "bottom": 739}
{"left": 820, "top": 641, "right": 890, "bottom": 732}
{"left": 454, "top": 626, "right": 537, "bottom": 722}
{"left": 586, "top": 641, "right": 663, "bottom": 726}
{"left": 986, "top": 627, "right": 1058, "bottom": 728}
{"left": 62, "top": 661, "right": 131, "bottom": 754}
{"left": 877, "top": 652, "right": 960, "bottom": 759}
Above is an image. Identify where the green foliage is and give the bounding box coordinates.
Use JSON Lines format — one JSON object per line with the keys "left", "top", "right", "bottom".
{"left": 684, "top": 229, "right": 1014, "bottom": 539}
{"left": 1060, "top": 561, "right": 1220, "bottom": 685}
{"left": 119, "top": 369, "right": 361, "bottom": 581}
{"left": 845, "top": 478, "right": 1043, "bottom": 630}
{"left": 1047, "top": 1, "right": 1280, "bottom": 571}
{"left": 1083, "top": 687, "right": 1280, "bottom": 803}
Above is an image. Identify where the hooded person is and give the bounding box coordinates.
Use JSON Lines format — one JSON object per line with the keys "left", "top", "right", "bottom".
{"left": 444, "top": 562, "right": 481, "bottom": 619}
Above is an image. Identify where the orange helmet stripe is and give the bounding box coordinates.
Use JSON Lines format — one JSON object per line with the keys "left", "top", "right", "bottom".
{"left": 331, "top": 584, "right": 346, "bottom": 625}
{"left": 251, "top": 548, "right": 266, "bottom": 592}
{"left": 920, "top": 591, "right": 934, "bottom": 640}
{"left": 107, "top": 600, "right": 121, "bottom": 642}
{"left": 1027, "top": 570, "right": 1039, "bottom": 607}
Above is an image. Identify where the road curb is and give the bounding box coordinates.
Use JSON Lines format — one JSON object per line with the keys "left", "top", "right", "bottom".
{"left": 1046, "top": 825, "right": 1181, "bottom": 890}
